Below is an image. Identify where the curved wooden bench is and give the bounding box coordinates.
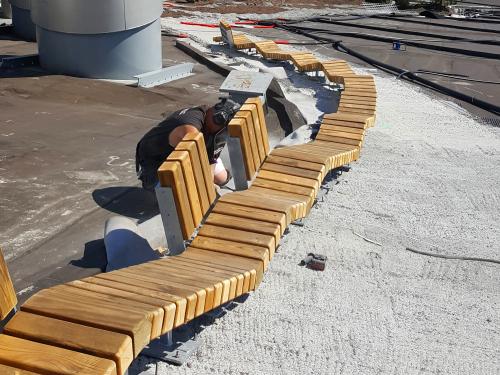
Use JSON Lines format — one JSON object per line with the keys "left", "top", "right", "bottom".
{"left": 0, "top": 60, "right": 377, "bottom": 374}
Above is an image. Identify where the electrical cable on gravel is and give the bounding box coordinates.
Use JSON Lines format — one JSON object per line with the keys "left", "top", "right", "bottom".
{"left": 406, "top": 247, "right": 500, "bottom": 265}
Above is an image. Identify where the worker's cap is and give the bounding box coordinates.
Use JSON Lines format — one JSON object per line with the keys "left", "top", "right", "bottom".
{"left": 212, "top": 98, "right": 241, "bottom": 127}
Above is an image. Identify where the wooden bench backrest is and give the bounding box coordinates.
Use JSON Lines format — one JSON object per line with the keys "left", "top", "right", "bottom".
{"left": 228, "top": 97, "right": 270, "bottom": 180}
{"left": 157, "top": 133, "right": 216, "bottom": 240}
{"left": 0, "top": 248, "right": 17, "bottom": 320}
{"left": 219, "top": 20, "right": 234, "bottom": 48}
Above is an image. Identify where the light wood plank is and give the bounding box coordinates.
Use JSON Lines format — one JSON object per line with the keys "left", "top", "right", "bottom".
{"left": 82, "top": 276, "right": 186, "bottom": 328}
{"left": 264, "top": 155, "right": 326, "bottom": 175}
{"left": 182, "top": 132, "right": 216, "bottom": 205}
{"left": 249, "top": 187, "right": 312, "bottom": 218}
{"left": 0, "top": 248, "right": 16, "bottom": 320}
{"left": 240, "top": 104, "right": 265, "bottom": 162}
{"left": 0, "top": 363, "right": 39, "bottom": 374}
{"left": 246, "top": 97, "right": 270, "bottom": 155}
{"left": 101, "top": 271, "right": 206, "bottom": 318}
{"left": 257, "top": 169, "right": 319, "bottom": 192}
{"left": 228, "top": 118, "right": 256, "bottom": 180}
{"left": 21, "top": 289, "right": 152, "bottom": 356}
{"left": 177, "top": 139, "right": 210, "bottom": 214}
{"left": 198, "top": 224, "right": 276, "bottom": 258}
{"left": 157, "top": 160, "right": 195, "bottom": 240}
{"left": 191, "top": 236, "right": 269, "bottom": 269}
{"left": 68, "top": 281, "right": 176, "bottom": 334}
{"left": 181, "top": 247, "right": 262, "bottom": 289}
{"left": 4, "top": 312, "right": 133, "bottom": 375}
{"left": 205, "top": 212, "right": 281, "bottom": 245}
{"left": 260, "top": 161, "right": 323, "bottom": 182}
{"left": 0, "top": 335, "right": 117, "bottom": 375}
{"left": 234, "top": 111, "right": 261, "bottom": 169}
{"left": 212, "top": 201, "right": 286, "bottom": 235}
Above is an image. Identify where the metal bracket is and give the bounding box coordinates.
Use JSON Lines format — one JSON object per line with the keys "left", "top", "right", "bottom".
{"left": 134, "top": 63, "right": 194, "bottom": 88}
{"left": 0, "top": 54, "right": 39, "bottom": 69}
{"left": 140, "top": 324, "right": 201, "bottom": 366}
{"left": 227, "top": 136, "right": 248, "bottom": 191}
{"left": 155, "top": 186, "right": 186, "bottom": 255}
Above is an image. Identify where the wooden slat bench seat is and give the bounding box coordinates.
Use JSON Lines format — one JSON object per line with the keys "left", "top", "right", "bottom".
{"left": 0, "top": 56, "right": 377, "bottom": 374}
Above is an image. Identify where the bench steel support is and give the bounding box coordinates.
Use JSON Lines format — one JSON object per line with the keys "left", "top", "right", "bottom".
{"left": 155, "top": 186, "right": 186, "bottom": 255}
{"left": 227, "top": 136, "right": 248, "bottom": 191}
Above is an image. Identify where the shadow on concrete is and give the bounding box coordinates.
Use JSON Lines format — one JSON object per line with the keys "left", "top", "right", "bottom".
{"left": 92, "top": 186, "right": 159, "bottom": 223}
{"left": 70, "top": 239, "right": 108, "bottom": 271}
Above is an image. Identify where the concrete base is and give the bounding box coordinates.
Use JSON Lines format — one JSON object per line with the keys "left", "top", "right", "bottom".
{"left": 37, "top": 19, "right": 162, "bottom": 80}
{"left": 11, "top": 5, "right": 35, "bottom": 41}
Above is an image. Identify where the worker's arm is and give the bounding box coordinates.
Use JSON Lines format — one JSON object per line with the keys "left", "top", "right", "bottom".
{"left": 168, "top": 124, "right": 200, "bottom": 148}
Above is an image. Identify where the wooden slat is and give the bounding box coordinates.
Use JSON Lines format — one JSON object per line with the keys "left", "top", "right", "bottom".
{"left": 191, "top": 236, "right": 270, "bottom": 269}
{"left": 316, "top": 133, "right": 362, "bottom": 147}
{"left": 0, "top": 248, "right": 17, "bottom": 320}
{"left": 264, "top": 155, "right": 326, "bottom": 175}
{"left": 228, "top": 118, "right": 256, "bottom": 180}
{"left": 205, "top": 212, "right": 281, "bottom": 245}
{"left": 323, "top": 112, "right": 373, "bottom": 122}
{"left": 219, "top": 191, "right": 294, "bottom": 225}
{"left": 176, "top": 139, "right": 210, "bottom": 214}
{"left": 168, "top": 150, "right": 203, "bottom": 228}
{"left": 234, "top": 111, "right": 261, "bottom": 169}
{"left": 246, "top": 97, "right": 270, "bottom": 155}
{"left": 166, "top": 257, "right": 250, "bottom": 295}
{"left": 318, "top": 129, "right": 364, "bottom": 141}
{"left": 67, "top": 281, "right": 176, "bottom": 334}
{"left": 253, "top": 178, "right": 315, "bottom": 202}
{"left": 270, "top": 147, "right": 330, "bottom": 166}
{"left": 198, "top": 224, "right": 276, "bottom": 258}
{"left": 0, "top": 363, "right": 39, "bottom": 374}
{"left": 21, "top": 289, "right": 152, "bottom": 357}
{"left": 49, "top": 285, "right": 163, "bottom": 341}
{"left": 260, "top": 161, "right": 323, "bottom": 183}
{"left": 157, "top": 160, "right": 195, "bottom": 240}
{"left": 0, "top": 335, "right": 117, "bottom": 375}
{"left": 85, "top": 276, "right": 192, "bottom": 325}
{"left": 240, "top": 104, "right": 265, "bottom": 162}
{"left": 181, "top": 247, "right": 262, "bottom": 289}
{"left": 319, "top": 124, "right": 365, "bottom": 134}
{"left": 4, "top": 312, "right": 133, "bottom": 375}
{"left": 182, "top": 132, "right": 216, "bottom": 205}
{"left": 153, "top": 257, "right": 244, "bottom": 297}
{"left": 249, "top": 187, "right": 312, "bottom": 218}
{"left": 123, "top": 264, "right": 223, "bottom": 311}
{"left": 99, "top": 269, "right": 207, "bottom": 317}
{"left": 257, "top": 169, "right": 319, "bottom": 193}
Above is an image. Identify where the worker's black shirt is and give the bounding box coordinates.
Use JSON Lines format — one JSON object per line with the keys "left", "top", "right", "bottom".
{"left": 135, "top": 106, "right": 208, "bottom": 190}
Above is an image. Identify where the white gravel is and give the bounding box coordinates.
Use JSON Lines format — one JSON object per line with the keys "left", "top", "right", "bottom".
{"left": 132, "top": 21, "right": 500, "bottom": 375}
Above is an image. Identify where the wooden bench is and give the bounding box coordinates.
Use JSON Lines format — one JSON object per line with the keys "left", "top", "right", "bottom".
{"left": 0, "top": 62, "right": 378, "bottom": 374}
{"left": 214, "top": 20, "right": 255, "bottom": 50}
{"left": 226, "top": 97, "right": 366, "bottom": 221}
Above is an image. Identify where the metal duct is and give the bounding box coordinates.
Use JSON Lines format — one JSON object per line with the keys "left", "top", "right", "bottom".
{"left": 31, "top": 0, "right": 163, "bottom": 80}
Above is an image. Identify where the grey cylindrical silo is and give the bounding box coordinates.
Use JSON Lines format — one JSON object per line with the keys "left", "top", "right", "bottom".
{"left": 9, "top": 0, "right": 36, "bottom": 40}
{"left": 31, "top": 0, "right": 163, "bottom": 80}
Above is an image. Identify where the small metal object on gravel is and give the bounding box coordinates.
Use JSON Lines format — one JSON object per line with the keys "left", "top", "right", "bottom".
{"left": 300, "top": 253, "right": 328, "bottom": 271}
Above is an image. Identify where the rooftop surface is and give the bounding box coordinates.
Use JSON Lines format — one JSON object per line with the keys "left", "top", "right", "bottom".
{"left": 1, "top": 6, "right": 500, "bottom": 374}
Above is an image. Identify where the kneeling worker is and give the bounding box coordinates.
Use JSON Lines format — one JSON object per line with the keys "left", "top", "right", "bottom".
{"left": 135, "top": 98, "right": 241, "bottom": 191}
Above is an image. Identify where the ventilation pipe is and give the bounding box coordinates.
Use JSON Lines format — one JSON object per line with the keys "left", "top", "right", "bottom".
{"left": 9, "top": 0, "right": 36, "bottom": 40}
{"left": 30, "top": 0, "right": 163, "bottom": 80}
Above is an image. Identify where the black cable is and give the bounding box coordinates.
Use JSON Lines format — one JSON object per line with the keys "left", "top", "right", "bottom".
{"left": 373, "top": 15, "right": 500, "bottom": 34}
{"left": 309, "top": 17, "right": 500, "bottom": 46}
{"left": 406, "top": 247, "right": 500, "bottom": 265}
{"left": 274, "top": 23, "right": 500, "bottom": 116}
{"left": 414, "top": 70, "right": 500, "bottom": 84}
{"left": 278, "top": 23, "right": 500, "bottom": 59}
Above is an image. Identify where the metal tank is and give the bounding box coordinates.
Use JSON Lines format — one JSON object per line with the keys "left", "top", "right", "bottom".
{"left": 9, "top": 0, "right": 36, "bottom": 40}
{"left": 1, "top": 0, "right": 13, "bottom": 19}
{"left": 31, "top": 0, "right": 163, "bottom": 80}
